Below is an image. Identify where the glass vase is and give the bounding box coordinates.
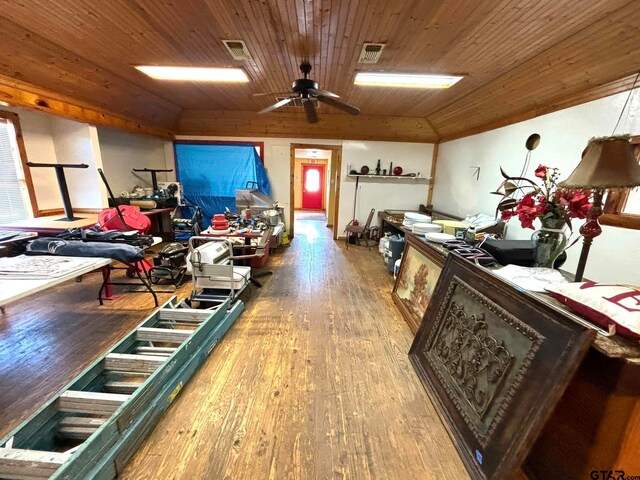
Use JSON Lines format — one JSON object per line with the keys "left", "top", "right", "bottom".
{"left": 531, "top": 218, "right": 567, "bottom": 268}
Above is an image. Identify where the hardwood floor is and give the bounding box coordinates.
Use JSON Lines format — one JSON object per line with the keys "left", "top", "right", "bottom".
{"left": 0, "top": 214, "right": 468, "bottom": 479}
{"left": 122, "top": 214, "right": 468, "bottom": 479}
{"left": 0, "top": 264, "right": 190, "bottom": 440}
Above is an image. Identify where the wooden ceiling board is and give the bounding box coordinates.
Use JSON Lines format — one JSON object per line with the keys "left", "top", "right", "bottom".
{"left": 0, "top": 0, "right": 259, "bottom": 110}
{"left": 440, "top": 72, "right": 640, "bottom": 142}
{"left": 0, "top": 1, "right": 201, "bottom": 107}
{"left": 177, "top": 109, "right": 439, "bottom": 143}
{"left": 430, "top": 0, "right": 640, "bottom": 137}
{"left": 0, "top": 0, "right": 637, "bottom": 139}
{"left": 0, "top": 74, "right": 173, "bottom": 139}
{"left": 0, "top": 15, "right": 181, "bottom": 128}
{"left": 401, "top": 0, "right": 632, "bottom": 117}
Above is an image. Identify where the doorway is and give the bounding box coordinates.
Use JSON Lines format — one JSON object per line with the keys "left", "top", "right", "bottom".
{"left": 301, "top": 164, "right": 325, "bottom": 210}
{"left": 289, "top": 143, "right": 342, "bottom": 240}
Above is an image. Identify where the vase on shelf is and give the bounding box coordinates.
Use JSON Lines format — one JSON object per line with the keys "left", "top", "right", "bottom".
{"left": 531, "top": 218, "right": 568, "bottom": 268}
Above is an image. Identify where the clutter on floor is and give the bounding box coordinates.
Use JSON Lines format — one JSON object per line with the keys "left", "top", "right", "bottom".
{"left": 171, "top": 204, "right": 203, "bottom": 242}
{"left": 149, "top": 242, "right": 189, "bottom": 287}
{"left": 345, "top": 208, "right": 376, "bottom": 250}
{"left": 187, "top": 236, "right": 252, "bottom": 306}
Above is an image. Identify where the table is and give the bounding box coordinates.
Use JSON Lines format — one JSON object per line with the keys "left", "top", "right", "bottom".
{"left": 0, "top": 214, "right": 99, "bottom": 235}
{"left": 0, "top": 255, "right": 111, "bottom": 307}
{"left": 395, "top": 230, "right": 640, "bottom": 478}
{"left": 98, "top": 236, "right": 163, "bottom": 307}
{"left": 0, "top": 208, "right": 173, "bottom": 238}
{"left": 141, "top": 208, "right": 174, "bottom": 240}
{"left": 0, "top": 232, "right": 38, "bottom": 245}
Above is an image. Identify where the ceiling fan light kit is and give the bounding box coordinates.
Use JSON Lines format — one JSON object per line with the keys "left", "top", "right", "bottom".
{"left": 353, "top": 72, "right": 464, "bottom": 89}
{"left": 255, "top": 62, "right": 361, "bottom": 123}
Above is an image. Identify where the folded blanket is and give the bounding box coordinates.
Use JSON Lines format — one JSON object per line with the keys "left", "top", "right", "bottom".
{"left": 26, "top": 237, "right": 144, "bottom": 264}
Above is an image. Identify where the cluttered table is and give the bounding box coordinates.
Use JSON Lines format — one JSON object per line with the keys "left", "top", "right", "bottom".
{"left": 389, "top": 208, "right": 640, "bottom": 480}
{"left": 0, "top": 255, "right": 112, "bottom": 307}
{"left": 0, "top": 208, "right": 174, "bottom": 237}
{"left": 398, "top": 220, "right": 640, "bottom": 360}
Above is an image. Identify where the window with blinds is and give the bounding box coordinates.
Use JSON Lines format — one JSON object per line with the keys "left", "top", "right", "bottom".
{"left": 0, "top": 119, "right": 30, "bottom": 224}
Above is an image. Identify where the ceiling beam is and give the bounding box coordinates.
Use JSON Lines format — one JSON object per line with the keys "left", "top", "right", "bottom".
{"left": 0, "top": 75, "right": 174, "bottom": 140}
{"left": 177, "top": 110, "right": 438, "bottom": 143}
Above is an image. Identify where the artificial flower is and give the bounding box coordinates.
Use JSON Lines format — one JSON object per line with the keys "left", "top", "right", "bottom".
{"left": 534, "top": 165, "right": 548, "bottom": 179}
{"left": 494, "top": 165, "right": 593, "bottom": 230}
{"left": 501, "top": 209, "right": 516, "bottom": 221}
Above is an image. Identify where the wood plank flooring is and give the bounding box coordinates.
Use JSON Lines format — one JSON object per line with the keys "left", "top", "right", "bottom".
{"left": 0, "top": 213, "right": 468, "bottom": 479}
{"left": 122, "top": 213, "right": 468, "bottom": 479}
{"left": 0, "top": 266, "right": 185, "bottom": 440}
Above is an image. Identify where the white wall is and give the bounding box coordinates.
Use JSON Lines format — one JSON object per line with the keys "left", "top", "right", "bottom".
{"left": 339, "top": 141, "right": 433, "bottom": 231}
{"left": 175, "top": 135, "right": 434, "bottom": 235}
{"left": 97, "top": 127, "right": 175, "bottom": 195}
{"left": 1, "top": 106, "right": 176, "bottom": 214}
{"left": 433, "top": 89, "right": 640, "bottom": 284}
{"left": 51, "top": 117, "right": 105, "bottom": 209}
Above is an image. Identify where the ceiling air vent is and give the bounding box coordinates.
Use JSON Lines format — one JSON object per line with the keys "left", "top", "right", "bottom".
{"left": 358, "top": 43, "right": 385, "bottom": 64}
{"left": 222, "top": 40, "right": 253, "bottom": 61}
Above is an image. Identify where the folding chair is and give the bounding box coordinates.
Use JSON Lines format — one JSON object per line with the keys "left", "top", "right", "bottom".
{"left": 345, "top": 208, "right": 375, "bottom": 250}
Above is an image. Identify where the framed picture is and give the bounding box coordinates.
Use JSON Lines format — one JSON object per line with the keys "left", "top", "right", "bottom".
{"left": 409, "top": 254, "right": 594, "bottom": 480}
{"left": 392, "top": 235, "right": 445, "bottom": 333}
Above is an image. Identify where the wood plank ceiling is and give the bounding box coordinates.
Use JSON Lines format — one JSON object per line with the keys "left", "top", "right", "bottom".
{"left": 0, "top": 0, "right": 638, "bottom": 142}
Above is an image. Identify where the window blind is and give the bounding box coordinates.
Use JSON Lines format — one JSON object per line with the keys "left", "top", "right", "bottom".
{"left": 0, "top": 120, "right": 29, "bottom": 224}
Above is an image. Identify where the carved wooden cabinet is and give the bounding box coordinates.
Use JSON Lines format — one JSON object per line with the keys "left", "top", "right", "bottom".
{"left": 525, "top": 344, "right": 640, "bottom": 479}
{"left": 409, "top": 254, "right": 595, "bottom": 479}
{"left": 404, "top": 251, "right": 640, "bottom": 479}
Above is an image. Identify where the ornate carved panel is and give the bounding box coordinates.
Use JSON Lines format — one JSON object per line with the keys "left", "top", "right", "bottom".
{"left": 409, "top": 254, "right": 594, "bottom": 480}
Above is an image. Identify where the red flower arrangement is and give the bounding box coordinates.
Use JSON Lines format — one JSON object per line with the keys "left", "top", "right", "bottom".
{"left": 493, "top": 165, "right": 592, "bottom": 230}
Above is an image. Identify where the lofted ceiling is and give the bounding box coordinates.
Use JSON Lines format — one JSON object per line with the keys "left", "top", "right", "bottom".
{"left": 0, "top": 0, "right": 638, "bottom": 142}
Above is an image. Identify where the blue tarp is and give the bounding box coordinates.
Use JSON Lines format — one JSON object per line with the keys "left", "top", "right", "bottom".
{"left": 175, "top": 144, "right": 271, "bottom": 225}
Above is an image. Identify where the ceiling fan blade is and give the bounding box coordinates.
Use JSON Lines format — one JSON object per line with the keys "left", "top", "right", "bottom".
{"left": 303, "top": 98, "right": 318, "bottom": 124}
{"left": 252, "top": 91, "right": 295, "bottom": 97}
{"left": 258, "top": 98, "right": 293, "bottom": 114}
{"left": 307, "top": 88, "right": 339, "bottom": 98}
{"left": 317, "top": 95, "right": 360, "bottom": 115}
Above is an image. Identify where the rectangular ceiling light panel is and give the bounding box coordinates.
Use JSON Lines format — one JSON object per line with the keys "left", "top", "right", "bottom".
{"left": 135, "top": 66, "right": 249, "bottom": 82}
{"left": 354, "top": 72, "right": 463, "bottom": 89}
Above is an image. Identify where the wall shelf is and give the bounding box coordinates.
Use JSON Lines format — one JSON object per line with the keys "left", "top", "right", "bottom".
{"left": 347, "top": 174, "right": 431, "bottom": 182}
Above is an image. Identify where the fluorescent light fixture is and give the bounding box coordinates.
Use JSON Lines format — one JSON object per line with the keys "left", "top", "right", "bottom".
{"left": 135, "top": 66, "right": 249, "bottom": 82}
{"left": 0, "top": 100, "right": 9, "bottom": 107}
{"left": 354, "top": 72, "right": 463, "bottom": 89}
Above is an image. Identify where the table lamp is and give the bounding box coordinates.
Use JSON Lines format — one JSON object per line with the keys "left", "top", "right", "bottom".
{"left": 560, "top": 135, "right": 640, "bottom": 281}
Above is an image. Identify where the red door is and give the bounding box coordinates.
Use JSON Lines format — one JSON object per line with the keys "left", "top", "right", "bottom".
{"left": 302, "top": 164, "right": 324, "bottom": 210}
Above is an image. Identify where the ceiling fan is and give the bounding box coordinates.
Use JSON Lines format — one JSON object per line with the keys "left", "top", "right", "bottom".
{"left": 254, "top": 62, "right": 360, "bottom": 123}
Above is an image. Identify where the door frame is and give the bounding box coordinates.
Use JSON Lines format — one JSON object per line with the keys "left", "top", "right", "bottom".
{"left": 290, "top": 143, "right": 342, "bottom": 240}
{"left": 301, "top": 163, "right": 326, "bottom": 210}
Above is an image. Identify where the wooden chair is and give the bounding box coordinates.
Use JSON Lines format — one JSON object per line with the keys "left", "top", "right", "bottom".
{"left": 345, "top": 208, "right": 375, "bottom": 250}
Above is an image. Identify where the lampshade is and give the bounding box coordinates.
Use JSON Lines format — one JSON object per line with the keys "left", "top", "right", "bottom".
{"left": 560, "top": 135, "right": 640, "bottom": 189}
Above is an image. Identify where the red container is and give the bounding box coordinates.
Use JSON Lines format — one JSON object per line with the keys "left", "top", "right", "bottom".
{"left": 211, "top": 214, "right": 229, "bottom": 230}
